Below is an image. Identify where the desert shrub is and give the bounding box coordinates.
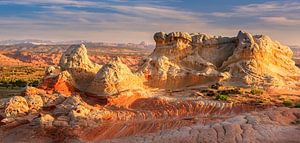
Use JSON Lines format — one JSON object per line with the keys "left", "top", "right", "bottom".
{"left": 14, "top": 79, "right": 28, "bottom": 87}
{"left": 218, "top": 88, "right": 242, "bottom": 95}
{"left": 28, "top": 80, "right": 40, "bottom": 87}
{"left": 215, "top": 94, "right": 228, "bottom": 101}
{"left": 255, "top": 99, "right": 269, "bottom": 105}
{"left": 210, "top": 83, "right": 222, "bottom": 90}
{"left": 291, "top": 119, "right": 300, "bottom": 125}
{"left": 201, "top": 89, "right": 217, "bottom": 96}
{"left": 282, "top": 100, "right": 293, "bottom": 107}
{"left": 294, "top": 103, "right": 300, "bottom": 108}
{"left": 250, "top": 89, "right": 264, "bottom": 95}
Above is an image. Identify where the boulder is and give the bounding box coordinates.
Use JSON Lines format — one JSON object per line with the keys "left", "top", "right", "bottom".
{"left": 39, "top": 71, "right": 76, "bottom": 96}
{"left": 25, "top": 94, "right": 43, "bottom": 111}
{"left": 4, "top": 96, "right": 29, "bottom": 118}
{"left": 86, "top": 57, "right": 144, "bottom": 96}
{"left": 34, "top": 114, "right": 55, "bottom": 128}
{"left": 45, "top": 66, "right": 56, "bottom": 76}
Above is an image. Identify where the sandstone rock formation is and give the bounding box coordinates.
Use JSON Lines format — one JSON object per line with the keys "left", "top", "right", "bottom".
{"left": 42, "top": 44, "right": 145, "bottom": 96}
{"left": 39, "top": 70, "right": 76, "bottom": 96}
{"left": 86, "top": 57, "right": 144, "bottom": 96}
{"left": 102, "top": 107, "right": 300, "bottom": 143}
{"left": 221, "top": 31, "right": 300, "bottom": 86}
{"left": 139, "top": 31, "right": 300, "bottom": 89}
{"left": 86, "top": 58, "right": 143, "bottom": 95}
{"left": 4, "top": 96, "right": 29, "bottom": 118}
{"left": 1, "top": 31, "right": 300, "bottom": 143}
{"left": 59, "top": 44, "right": 101, "bottom": 91}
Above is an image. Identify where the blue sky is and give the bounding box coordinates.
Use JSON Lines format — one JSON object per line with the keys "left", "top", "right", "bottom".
{"left": 0, "top": 0, "right": 300, "bottom": 45}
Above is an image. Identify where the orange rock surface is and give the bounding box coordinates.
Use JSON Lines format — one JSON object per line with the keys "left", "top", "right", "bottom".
{"left": 0, "top": 31, "right": 300, "bottom": 142}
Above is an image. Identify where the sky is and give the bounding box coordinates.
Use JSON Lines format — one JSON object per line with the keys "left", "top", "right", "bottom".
{"left": 0, "top": 0, "right": 300, "bottom": 45}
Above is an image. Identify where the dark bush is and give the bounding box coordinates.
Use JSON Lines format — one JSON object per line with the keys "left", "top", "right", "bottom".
{"left": 201, "top": 89, "right": 217, "bottom": 96}
{"left": 15, "top": 79, "right": 28, "bottom": 87}
{"left": 215, "top": 94, "right": 228, "bottom": 101}
{"left": 29, "top": 80, "right": 40, "bottom": 87}
{"left": 250, "top": 89, "right": 264, "bottom": 95}
{"left": 210, "top": 83, "right": 222, "bottom": 90}
{"left": 217, "top": 88, "right": 242, "bottom": 95}
{"left": 294, "top": 103, "right": 300, "bottom": 108}
{"left": 282, "top": 100, "right": 293, "bottom": 107}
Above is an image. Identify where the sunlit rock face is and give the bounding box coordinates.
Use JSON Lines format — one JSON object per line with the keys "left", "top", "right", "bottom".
{"left": 59, "top": 44, "right": 101, "bottom": 91}
{"left": 139, "top": 31, "right": 300, "bottom": 89}
{"left": 0, "top": 31, "right": 300, "bottom": 143}
{"left": 39, "top": 70, "right": 76, "bottom": 96}
{"left": 221, "top": 31, "right": 300, "bottom": 86}
{"left": 86, "top": 57, "right": 144, "bottom": 96}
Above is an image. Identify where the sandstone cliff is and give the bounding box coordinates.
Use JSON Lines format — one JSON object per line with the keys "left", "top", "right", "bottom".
{"left": 139, "top": 31, "right": 300, "bottom": 89}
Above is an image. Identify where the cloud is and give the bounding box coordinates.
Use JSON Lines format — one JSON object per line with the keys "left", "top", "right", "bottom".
{"left": 0, "top": 0, "right": 300, "bottom": 45}
{"left": 211, "top": 1, "right": 300, "bottom": 18}
{"left": 259, "top": 16, "right": 300, "bottom": 26}
{"left": 0, "top": 0, "right": 99, "bottom": 7}
{"left": 0, "top": 0, "right": 214, "bottom": 43}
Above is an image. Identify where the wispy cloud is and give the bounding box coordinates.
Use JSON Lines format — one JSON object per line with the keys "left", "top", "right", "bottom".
{"left": 207, "top": 1, "right": 300, "bottom": 45}
{"left": 211, "top": 1, "right": 300, "bottom": 17}
{"left": 0, "top": 0, "right": 99, "bottom": 6}
{"left": 0, "top": 0, "right": 212, "bottom": 43}
{"left": 0, "top": 0, "right": 300, "bottom": 45}
{"left": 259, "top": 16, "right": 300, "bottom": 26}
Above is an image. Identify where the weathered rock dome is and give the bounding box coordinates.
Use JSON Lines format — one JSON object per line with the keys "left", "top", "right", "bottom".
{"left": 59, "top": 44, "right": 101, "bottom": 91}
{"left": 139, "top": 31, "right": 300, "bottom": 88}
{"left": 86, "top": 57, "right": 144, "bottom": 96}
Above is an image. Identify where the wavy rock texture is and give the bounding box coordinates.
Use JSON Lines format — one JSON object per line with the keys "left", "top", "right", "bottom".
{"left": 0, "top": 31, "right": 300, "bottom": 143}
{"left": 101, "top": 107, "right": 300, "bottom": 143}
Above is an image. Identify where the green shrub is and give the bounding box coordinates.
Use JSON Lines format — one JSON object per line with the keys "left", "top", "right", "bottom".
{"left": 282, "top": 100, "right": 293, "bottom": 107}
{"left": 256, "top": 99, "right": 269, "bottom": 105}
{"left": 28, "top": 80, "right": 40, "bottom": 87}
{"left": 201, "top": 89, "right": 217, "bottom": 96}
{"left": 215, "top": 94, "right": 228, "bottom": 101}
{"left": 14, "top": 79, "right": 28, "bottom": 87}
{"left": 218, "top": 88, "right": 242, "bottom": 95}
{"left": 250, "top": 89, "right": 264, "bottom": 95}
{"left": 294, "top": 103, "right": 300, "bottom": 108}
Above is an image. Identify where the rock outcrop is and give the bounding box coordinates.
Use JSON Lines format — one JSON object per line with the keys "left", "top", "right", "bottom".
{"left": 59, "top": 44, "right": 101, "bottom": 91}
{"left": 4, "top": 96, "right": 29, "bottom": 118}
{"left": 102, "top": 107, "right": 300, "bottom": 143}
{"left": 139, "top": 31, "right": 300, "bottom": 89}
{"left": 86, "top": 57, "right": 144, "bottom": 96}
{"left": 220, "top": 31, "right": 300, "bottom": 86}
{"left": 1, "top": 31, "right": 299, "bottom": 143}
{"left": 39, "top": 70, "right": 76, "bottom": 96}
{"left": 39, "top": 44, "right": 144, "bottom": 96}
{"left": 138, "top": 32, "right": 223, "bottom": 89}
